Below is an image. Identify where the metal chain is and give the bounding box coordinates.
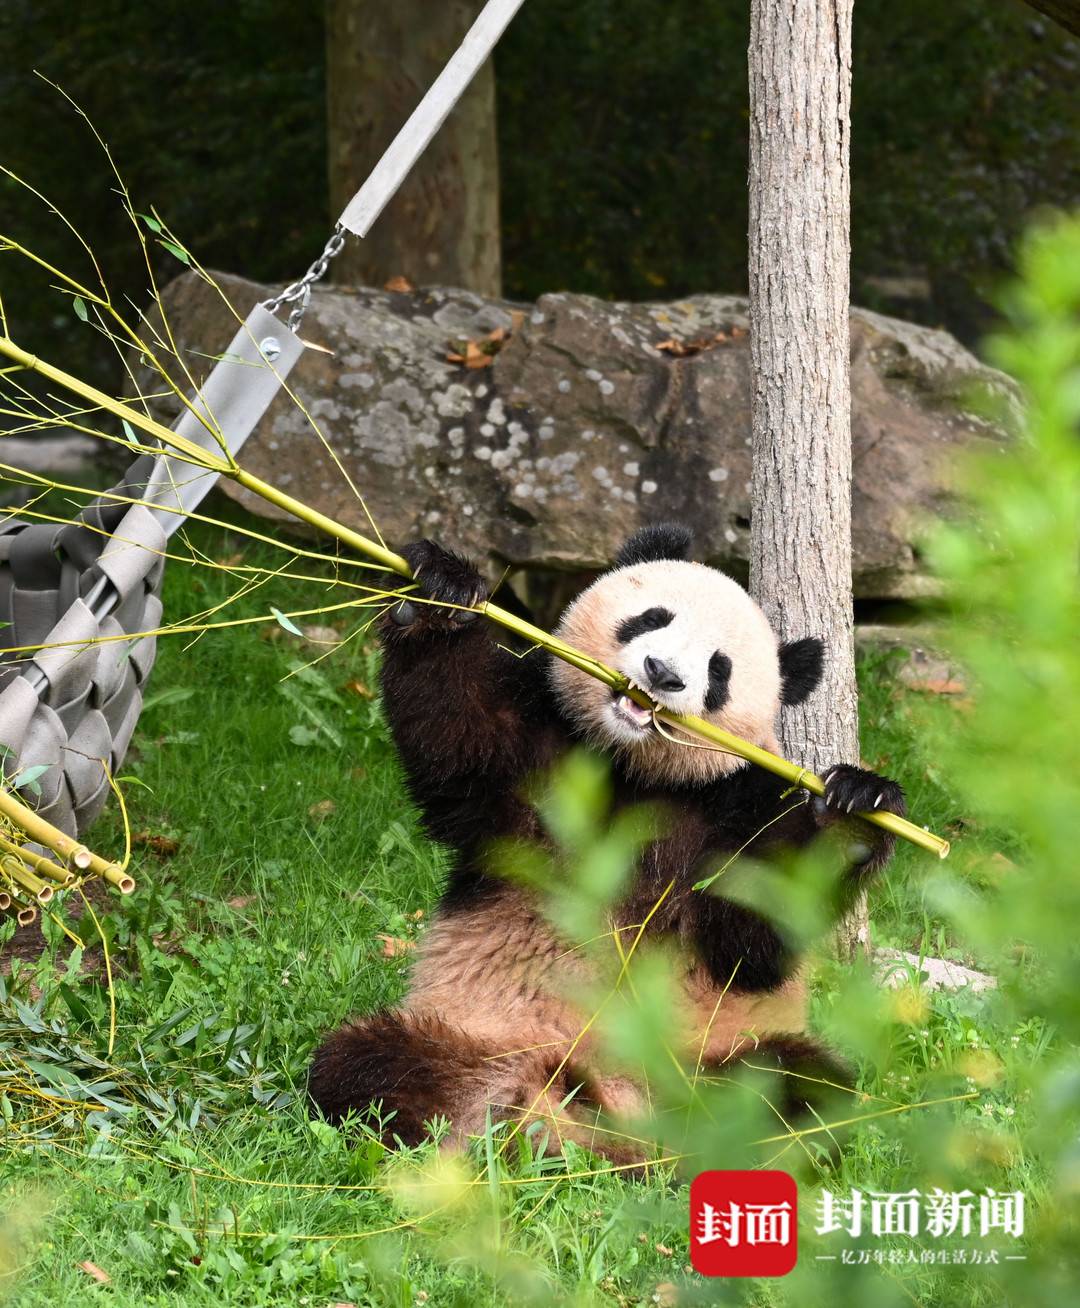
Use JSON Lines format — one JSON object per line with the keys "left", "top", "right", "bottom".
{"left": 261, "top": 225, "right": 348, "bottom": 332}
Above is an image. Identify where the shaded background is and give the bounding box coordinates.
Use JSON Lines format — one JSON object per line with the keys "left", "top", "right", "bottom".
{"left": 1, "top": 0, "right": 1077, "bottom": 391}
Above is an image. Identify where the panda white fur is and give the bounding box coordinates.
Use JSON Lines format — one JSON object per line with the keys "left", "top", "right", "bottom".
{"left": 308, "top": 524, "right": 905, "bottom": 1163}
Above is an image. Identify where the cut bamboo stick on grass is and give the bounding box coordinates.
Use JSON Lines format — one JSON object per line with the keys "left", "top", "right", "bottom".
{"left": 1, "top": 897, "right": 37, "bottom": 927}
{"left": 1, "top": 853, "right": 54, "bottom": 904}
{"left": 0, "top": 787, "right": 93, "bottom": 871}
{"left": 0, "top": 333, "right": 950, "bottom": 859}
{"left": 100, "top": 862, "right": 136, "bottom": 894}
{"left": 0, "top": 787, "right": 133, "bottom": 889}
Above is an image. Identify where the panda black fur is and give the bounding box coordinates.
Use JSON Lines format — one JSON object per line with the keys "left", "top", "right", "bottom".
{"left": 308, "top": 524, "right": 905, "bottom": 1163}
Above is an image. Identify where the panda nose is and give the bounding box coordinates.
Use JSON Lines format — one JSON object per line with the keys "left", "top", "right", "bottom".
{"left": 644, "top": 655, "right": 685, "bottom": 694}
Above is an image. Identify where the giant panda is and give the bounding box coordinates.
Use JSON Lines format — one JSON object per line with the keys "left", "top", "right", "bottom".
{"left": 308, "top": 523, "right": 905, "bottom": 1164}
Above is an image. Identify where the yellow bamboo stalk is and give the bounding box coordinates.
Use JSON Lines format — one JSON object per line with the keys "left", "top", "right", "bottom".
{"left": 1, "top": 853, "right": 54, "bottom": 904}
{"left": 0, "top": 787, "right": 92, "bottom": 870}
{"left": 99, "top": 863, "right": 136, "bottom": 894}
{"left": 0, "top": 333, "right": 949, "bottom": 859}
{"left": 0, "top": 787, "right": 133, "bottom": 888}
{"left": 0, "top": 894, "right": 37, "bottom": 927}
{"left": 0, "top": 834, "right": 76, "bottom": 885}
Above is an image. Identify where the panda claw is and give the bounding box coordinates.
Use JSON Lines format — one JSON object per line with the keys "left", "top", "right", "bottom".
{"left": 874, "top": 792, "right": 884, "bottom": 809}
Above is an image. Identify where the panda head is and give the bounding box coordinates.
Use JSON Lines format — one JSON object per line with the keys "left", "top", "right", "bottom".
{"left": 549, "top": 524, "right": 824, "bottom": 786}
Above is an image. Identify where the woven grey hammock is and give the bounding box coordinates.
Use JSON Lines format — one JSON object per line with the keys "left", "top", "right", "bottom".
{"left": 0, "top": 307, "right": 303, "bottom": 839}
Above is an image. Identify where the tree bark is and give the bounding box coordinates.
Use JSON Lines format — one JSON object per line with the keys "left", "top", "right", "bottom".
{"left": 747, "top": 0, "right": 867, "bottom": 960}
{"left": 325, "top": 0, "right": 502, "bottom": 295}
{"left": 1021, "top": 0, "right": 1080, "bottom": 38}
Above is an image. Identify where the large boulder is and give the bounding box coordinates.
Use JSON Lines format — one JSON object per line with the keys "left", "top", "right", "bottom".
{"left": 138, "top": 272, "right": 1015, "bottom": 599}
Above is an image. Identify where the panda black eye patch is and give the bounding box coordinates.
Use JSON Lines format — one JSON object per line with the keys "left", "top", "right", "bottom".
{"left": 615, "top": 607, "right": 674, "bottom": 644}
{"left": 704, "top": 651, "right": 732, "bottom": 712}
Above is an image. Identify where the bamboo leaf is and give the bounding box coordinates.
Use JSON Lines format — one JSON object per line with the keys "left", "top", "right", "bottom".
{"left": 271, "top": 606, "right": 303, "bottom": 637}
{"left": 141, "top": 686, "right": 196, "bottom": 712}
{"left": 159, "top": 239, "right": 190, "bottom": 265}
{"left": 12, "top": 764, "right": 50, "bottom": 792}
{"left": 72, "top": 295, "right": 88, "bottom": 322}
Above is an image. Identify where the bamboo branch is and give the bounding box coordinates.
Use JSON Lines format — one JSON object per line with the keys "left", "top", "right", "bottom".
{"left": 0, "top": 835, "right": 76, "bottom": 885}
{"left": 1, "top": 900, "right": 37, "bottom": 927}
{"left": 0, "top": 333, "right": 949, "bottom": 859}
{"left": 0, "top": 786, "right": 134, "bottom": 890}
{"left": 1, "top": 853, "right": 54, "bottom": 904}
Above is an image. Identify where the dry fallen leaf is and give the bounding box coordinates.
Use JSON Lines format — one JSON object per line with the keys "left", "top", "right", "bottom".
{"left": 654, "top": 1282, "right": 679, "bottom": 1306}
{"left": 446, "top": 325, "right": 511, "bottom": 369}
{"left": 465, "top": 340, "right": 490, "bottom": 369}
{"left": 655, "top": 1242, "right": 673, "bottom": 1256}
{"left": 299, "top": 624, "right": 341, "bottom": 647}
{"left": 655, "top": 328, "right": 742, "bottom": 358}
{"left": 384, "top": 275, "right": 415, "bottom": 293}
{"left": 308, "top": 799, "right": 337, "bottom": 822}
{"left": 343, "top": 679, "right": 374, "bottom": 699}
{"left": 226, "top": 895, "right": 257, "bottom": 910}
{"left": 132, "top": 831, "right": 179, "bottom": 859}
{"left": 908, "top": 677, "right": 967, "bottom": 695}
{"left": 376, "top": 934, "right": 415, "bottom": 958}
{"left": 77, "top": 1262, "right": 111, "bottom": 1285}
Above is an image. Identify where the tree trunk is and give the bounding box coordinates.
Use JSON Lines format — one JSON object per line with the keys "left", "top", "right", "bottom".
{"left": 325, "top": 0, "right": 501, "bottom": 295}
{"left": 747, "top": 0, "right": 867, "bottom": 961}
{"left": 1022, "top": 0, "right": 1080, "bottom": 38}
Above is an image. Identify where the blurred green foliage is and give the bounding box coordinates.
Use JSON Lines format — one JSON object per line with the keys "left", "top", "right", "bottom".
{"left": 1, "top": 0, "right": 1077, "bottom": 395}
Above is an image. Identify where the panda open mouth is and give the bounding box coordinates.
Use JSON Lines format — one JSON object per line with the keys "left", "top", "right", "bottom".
{"left": 611, "top": 689, "right": 655, "bottom": 733}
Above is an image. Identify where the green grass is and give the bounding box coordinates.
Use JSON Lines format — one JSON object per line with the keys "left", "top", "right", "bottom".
{"left": 0, "top": 505, "right": 1036, "bottom": 1307}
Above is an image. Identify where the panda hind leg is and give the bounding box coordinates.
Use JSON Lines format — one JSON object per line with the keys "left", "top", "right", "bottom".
{"left": 307, "top": 1009, "right": 500, "bottom": 1145}
{"left": 308, "top": 1010, "right": 657, "bottom": 1170}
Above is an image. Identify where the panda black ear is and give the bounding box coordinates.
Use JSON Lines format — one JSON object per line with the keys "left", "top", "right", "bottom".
{"left": 613, "top": 523, "right": 693, "bottom": 569}
{"left": 779, "top": 637, "right": 825, "bottom": 706}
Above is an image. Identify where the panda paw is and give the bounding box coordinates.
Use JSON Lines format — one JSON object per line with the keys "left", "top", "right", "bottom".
{"left": 812, "top": 764, "right": 905, "bottom": 870}
{"left": 817, "top": 764, "right": 905, "bottom": 820}
{"left": 387, "top": 540, "right": 488, "bottom": 633}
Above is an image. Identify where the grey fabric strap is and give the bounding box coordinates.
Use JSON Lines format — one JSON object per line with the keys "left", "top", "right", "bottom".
{"left": 140, "top": 303, "right": 304, "bottom": 536}
{"left": 0, "top": 303, "right": 303, "bottom": 839}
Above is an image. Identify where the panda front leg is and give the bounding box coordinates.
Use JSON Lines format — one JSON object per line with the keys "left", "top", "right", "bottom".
{"left": 384, "top": 539, "right": 488, "bottom": 637}
{"left": 812, "top": 763, "right": 906, "bottom": 881}
{"left": 377, "top": 540, "right": 554, "bottom": 851}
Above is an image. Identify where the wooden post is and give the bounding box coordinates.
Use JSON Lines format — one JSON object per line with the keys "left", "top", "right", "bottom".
{"left": 747, "top": 0, "right": 867, "bottom": 959}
